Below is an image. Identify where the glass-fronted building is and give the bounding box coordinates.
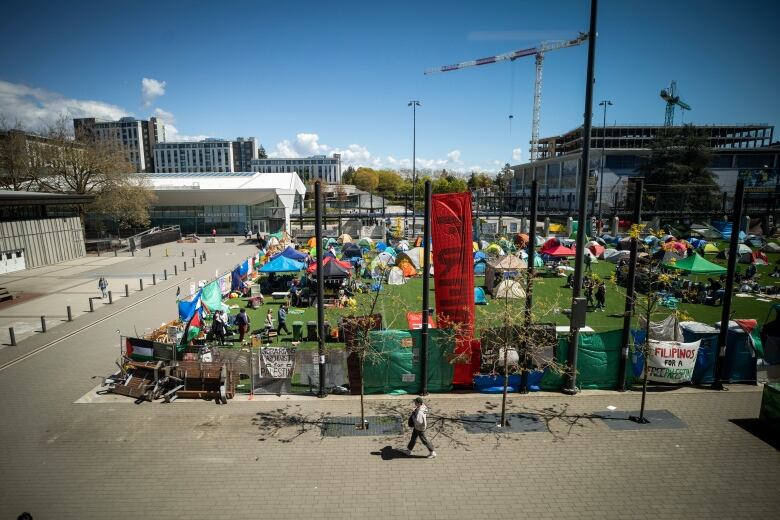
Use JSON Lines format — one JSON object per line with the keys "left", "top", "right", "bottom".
{"left": 251, "top": 153, "right": 341, "bottom": 184}
{"left": 144, "top": 171, "right": 306, "bottom": 235}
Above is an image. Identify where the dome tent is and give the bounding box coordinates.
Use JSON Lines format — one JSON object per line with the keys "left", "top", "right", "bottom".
{"left": 474, "top": 287, "right": 488, "bottom": 305}
{"left": 703, "top": 243, "right": 720, "bottom": 255}
{"left": 358, "top": 237, "right": 374, "bottom": 249}
{"left": 494, "top": 279, "right": 526, "bottom": 300}
{"left": 387, "top": 266, "right": 405, "bottom": 285}
{"left": 337, "top": 233, "right": 353, "bottom": 244}
{"left": 341, "top": 242, "right": 363, "bottom": 259}
{"left": 484, "top": 255, "right": 527, "bottom": 296}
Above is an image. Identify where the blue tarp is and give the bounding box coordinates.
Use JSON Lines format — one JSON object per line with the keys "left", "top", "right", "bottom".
{"left": 178, "top": 291, "right": 201, "bottom": 322}
{"left": 259, "top": 256, "right": 305, "bottom": 273}
{"left": 231, "top": 268, "right": 243, "bottom": 291}
{"left": 272, "top": 246, "right": 308, "bottom": 262}
{"left": 238, "top": 259, "right": 250, "bottom": 276}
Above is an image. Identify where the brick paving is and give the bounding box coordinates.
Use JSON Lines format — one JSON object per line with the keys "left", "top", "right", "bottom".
{"left": 0, "top": 245, "right": 778, "bottom": 519}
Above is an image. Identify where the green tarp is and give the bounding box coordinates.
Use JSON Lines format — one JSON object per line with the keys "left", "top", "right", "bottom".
{"left": 362, "top": 329, "right": 455, "bottom": 394}
{"left": 200, "top": 280, "right": 228, "bottom": 314}
{"left": 540, "top": 330, "right": 632, "bottom": 390}
{"left": 662, "top": 252, "right": 726, "bottom": 275}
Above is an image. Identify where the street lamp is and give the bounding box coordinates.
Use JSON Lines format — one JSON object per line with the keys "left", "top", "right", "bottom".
{"left": 408, "top": 100, "right": 421, "bottom": 237}
{"left": 598, "top": 100, "right": 612, "bottom": 221}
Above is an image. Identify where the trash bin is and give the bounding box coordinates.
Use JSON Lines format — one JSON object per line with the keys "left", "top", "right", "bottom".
{"left": 293, "top": 321, "right": 304, "bottom": 341}
{"left": 323, "top": 321, "right": 331, "bottom": 342}
{"left": 307, "top": 321, "right": 318, "bottom": 341}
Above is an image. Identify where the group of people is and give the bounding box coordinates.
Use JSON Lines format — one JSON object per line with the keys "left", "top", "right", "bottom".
{"left": 584, "top": 277, "right": 607, "bottom": 312}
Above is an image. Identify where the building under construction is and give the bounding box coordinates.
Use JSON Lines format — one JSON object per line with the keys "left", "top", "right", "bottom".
{"left": 510, "top": 123, "right": 778, "bottom": 217}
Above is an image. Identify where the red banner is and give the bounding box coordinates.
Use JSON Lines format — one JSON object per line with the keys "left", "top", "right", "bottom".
{"left": 406, "top": 312, "right": 437, "bottom": 330}
{"left": 431, "top": 193, "right": 475, "bottom": 388}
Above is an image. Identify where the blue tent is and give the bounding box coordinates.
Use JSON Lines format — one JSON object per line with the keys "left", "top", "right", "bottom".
{"left": 474, "top": 251, "right": 487, "bottom": 262}
{"left": 475, "top": 260, "right": 487, "bottom": 275}
{"left": 259, "top": 256, "right": 305, "bottom": 273}
{"left": 474, "top": 287, "right": 488, "bottom": 305}
{"left": 272, "top": 246, "right": 308, "bottom": 262}
{"left": 376, "top": 242, "right": 388, "bottom": 252}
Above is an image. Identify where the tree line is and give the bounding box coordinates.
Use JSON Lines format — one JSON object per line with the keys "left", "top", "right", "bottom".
{"left": 0, "top": 117, "right": 155, "bottom": 229}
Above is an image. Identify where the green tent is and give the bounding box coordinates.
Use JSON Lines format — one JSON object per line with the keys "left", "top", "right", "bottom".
{"left": 662, "top": 252, "right": 726, "bottom": 275}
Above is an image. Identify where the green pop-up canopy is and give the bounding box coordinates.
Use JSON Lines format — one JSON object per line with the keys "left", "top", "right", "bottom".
{"left": 663, "top": 252, "right": 726, "bottom": 275}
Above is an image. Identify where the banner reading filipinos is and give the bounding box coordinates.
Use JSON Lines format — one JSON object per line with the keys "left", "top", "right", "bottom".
{"left": 259, "top": 347, "right": 297, "bottom": 379}
{"left": 646, "top": 339, "right": 701, "bottom": 384}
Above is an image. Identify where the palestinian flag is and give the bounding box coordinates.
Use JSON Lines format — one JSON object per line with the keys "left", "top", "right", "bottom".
{"left": 126, "top": 337, "right": 154, "bottom": 361}
{"left": 181, "top": 310, "right": 204, "bottom": 348}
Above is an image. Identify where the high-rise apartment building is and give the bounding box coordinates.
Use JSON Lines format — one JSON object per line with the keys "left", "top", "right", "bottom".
{"left": 73, "top": 117, "right": 164, "bottom": 173}
{"left": 232, "top": 137, "right": 258, "bottom": 172}
{"left": 250, "top": 153, "right": 342, "bottom": 183}
{"left": 154, "top": 139, "right": 235, "bottom": 173}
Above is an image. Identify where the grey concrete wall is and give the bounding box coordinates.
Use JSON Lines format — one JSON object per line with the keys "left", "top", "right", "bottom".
{"left": 0, "top": 217, "right": 86, "bottom": 268}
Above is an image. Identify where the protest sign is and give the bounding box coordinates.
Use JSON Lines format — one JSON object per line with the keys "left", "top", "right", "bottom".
{"left": 647, "top": 339, "right": 700, "bottom": 383}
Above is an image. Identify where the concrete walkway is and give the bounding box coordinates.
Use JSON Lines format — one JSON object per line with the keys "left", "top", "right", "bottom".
{"left": 0, "top": 239, "right": 777, "bottom": 519}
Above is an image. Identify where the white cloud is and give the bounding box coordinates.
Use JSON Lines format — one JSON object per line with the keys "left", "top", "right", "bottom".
{"left": 512, "top": 147, "right": 523, "bottom": 161}
{"left": 447, "top": 149, "right": 462, "bottom": 164}
{"left": 152, "top": 107, "right": 209, "bottom": 142}
{"left": 0, "top": 79, "right": 128, "bottom": 130}
{"left": 270, "top": 133, "right": 329, "bottom": 158}
{"left": 141, "top": 77, "right": 166, "bottom": 107}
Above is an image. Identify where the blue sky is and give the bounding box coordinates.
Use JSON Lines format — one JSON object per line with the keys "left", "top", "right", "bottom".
{"left": 1, "top": 0, "right": 778, "bottom": 173}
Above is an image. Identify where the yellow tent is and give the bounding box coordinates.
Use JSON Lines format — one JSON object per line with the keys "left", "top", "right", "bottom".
{"left": 703, "top": 243, "right": 720, "bottom": 255}
{"left": 549, "top": 223, "right": 565, "bottom": 233}
{"left": 473, "top": 241, "right": 479, "bottom": 252}
{"left": 307, "top": 236, "right": 317, "bottom": 248}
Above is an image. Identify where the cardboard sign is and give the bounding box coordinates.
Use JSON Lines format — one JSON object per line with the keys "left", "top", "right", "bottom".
{"left": 259, "top": 347, "right": 297, "bottom": 379}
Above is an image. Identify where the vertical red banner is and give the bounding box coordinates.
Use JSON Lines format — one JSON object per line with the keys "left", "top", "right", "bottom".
{"left": 431, "top": 193, "right": 475, "bottom": 385}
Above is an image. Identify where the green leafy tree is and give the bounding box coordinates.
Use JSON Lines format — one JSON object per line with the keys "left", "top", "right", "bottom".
{"left": 341, "top": 165, "right": 356, "bottom": 184}
{"left": 639, "top": 125, "right": 718, "bottom": 211}
{"left": 375, "top": 169, "right": 403, "bottom": 195}
{"left": 468, "top": 172, "right": 493, "bottom": 191}
{"left": 257, "top": 144, "right": 268, "bottom": 159}
{"left": 352, "top": 167, "right": 379, "bottom": 192}
{"left": 494, "top": 163, "right": 512, "bottom": 193}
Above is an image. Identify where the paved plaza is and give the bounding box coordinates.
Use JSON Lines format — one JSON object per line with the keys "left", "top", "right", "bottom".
{"left": 0, "top": 243, "right": 778, "bottom": 519}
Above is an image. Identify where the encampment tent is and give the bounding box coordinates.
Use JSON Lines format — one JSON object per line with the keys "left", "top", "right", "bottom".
{"left": 387, "top": 266, "right": 405, "bottom": 285}
{"left": 540, "top": 238, "right": 576, "bottom": 257}
{"left": 358, "top": 237, "right": 374, "bottom": 249}
{"left": 762, "top": 242, "right": 780, "bottom": 253}
{"left": 484, "top": 243, "right": 505, "bottom": 256}
{"left": 603, "top": 249, "right": 631, "bottom": 263}
{"left": 740, "top": 250, "right": 769, "bottom": 265}
{"left": 494, "top": 279, "right": 525, "bottom": 299}
{"left": 474, "top": 287, "right": 488, "bottom": 305}
{"left": 484, "top": 255, "right": 527, "bottom": 296}
{"left": 703, "top": 243, "right": 720, "bottom": 255}
{"left": 306, "top": 256, "right": 352, "bottom": 274}
{"left": 663, "top": 252, "right": 726, "bottom": 275}
{"left": 337, "top": 233, "right": 353, "bottom": 244}
{"left": 342, "top": 242, "right": 363, "bottom": 259}
{"left": 259, "top": 256, "right": 305, "bottom": 273}
{"left": 396, "top": 240, "right": 410, "bottom": 251}
{"left": 744, "top": 235, "right": 766, "bottom": 248}
{"left": 271, "top": 246, "right": 308, "bottom": 262}
{"left": 587, "top": 241, "right": 606, "bottom": 259}
{"left": 376, "top": 242, "right": 387, "bottom": 252}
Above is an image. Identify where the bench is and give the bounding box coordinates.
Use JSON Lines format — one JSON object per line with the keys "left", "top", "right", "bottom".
{"left": 271, "top": 291, "right": 289, "bottom": 301}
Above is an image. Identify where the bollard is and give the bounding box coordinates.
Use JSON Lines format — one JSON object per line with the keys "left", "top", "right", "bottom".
{"left": 125, "top": 284, "right": 129, "bottom": 297}
{"left": 108, "top": 291, "right": 113, "bottom": 304}
{"left": 8, "top": 327, "right": 16, "bottom": 346}
{"left": 199, "top": 256, "right": 203, "bottom": 264}
{"left": 174, "top": 265, "right": 178, "bottom": 275}
{"left": 148, "top": 249, "right": 152, "bottom": 257}
{"left": 67, "top": 305, "right": 72, "bottom": 322}
{"left": 184, "top": 262, "right": 187, "bottom": 272}
{"left": 41, "top": 316, "right": 47, "bottom": 333}
{"left": 182, "top": 251, "right": 184, "bottom": 257}
{"left": 139, "top": 279, "right": 144, "bottom": 291}
{"left": 152, "top": 273, "right": 156, "bottom": 285}
{"left": 191, "top": 258, "right": 195, "bottom": 268}
{"left": 165, "top": 248, "right": 169, "bottom": 257}
{"left": 164, "top": 269, "right": 168, "bottom": 281}
{"left": 89, "top": 298, "right": 94, "bottom": 312}
{"left": 194, "top": 248, "right": 197, "bottom": 257}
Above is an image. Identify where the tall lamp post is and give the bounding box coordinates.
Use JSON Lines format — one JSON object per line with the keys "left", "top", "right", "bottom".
{"left": 408, "top": 100, "right": 421, "bottom": 237}
{"left": 597, "top": 100, "right": 612, "bottom": 220}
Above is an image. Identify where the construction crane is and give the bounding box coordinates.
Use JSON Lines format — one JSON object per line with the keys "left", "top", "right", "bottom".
{"left": 660, "top": 80, "right": 691, "bottom": 126}
{"left": 425, "top": 32, "right": 588, "bottom": 162}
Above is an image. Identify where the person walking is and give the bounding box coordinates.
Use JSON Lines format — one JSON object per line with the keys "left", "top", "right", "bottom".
{"left": 584, "top": 252, "right": 592, "bottom": 273}
{"left": 403, "top": 397, "right": 436, "bottom": 458}
{"left": 98, "top": 277, "right": 108, "bottom": 298}
{"left": 584, "top": 278, "right": 594, "bottom": 309}
{"left": 236, "top": 309, "right": 250, "bottom": 342}
{"left": 211, "top": 228, "right": 217, "bottom": 238}
{"left": 595, "top": 282, "right": 606, "bottom": 312}
{"left": 277, "top": 304, "right": 290, "bottom": 335}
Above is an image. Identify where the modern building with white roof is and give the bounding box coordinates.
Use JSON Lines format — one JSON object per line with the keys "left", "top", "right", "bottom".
{"left": 144, "top": 171, "right": 306, "bottom": 235}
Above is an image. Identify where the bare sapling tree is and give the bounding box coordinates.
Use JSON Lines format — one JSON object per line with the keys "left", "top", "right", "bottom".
{"left": 478, "top": 273, "right": 562, "bottom": 427}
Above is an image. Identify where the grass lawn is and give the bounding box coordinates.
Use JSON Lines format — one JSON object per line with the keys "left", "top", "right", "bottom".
{"left": 224, "top": 244, "right": 779, "bottom": 352}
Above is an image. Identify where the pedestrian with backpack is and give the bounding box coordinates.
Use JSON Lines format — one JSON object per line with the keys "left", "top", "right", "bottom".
{"left": 403, "top": 397, "right": 436, "bottom": 458}
{"left": 236, "top": 309, "right": 250, "bottom": 342}
{"left": 98, "top": 277, "right": 108, "bottom": 298}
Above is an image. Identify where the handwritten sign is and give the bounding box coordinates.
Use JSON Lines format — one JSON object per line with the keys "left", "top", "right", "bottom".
{"left": 259, "top": 347, "right": 297, "bottom": 379}
{"left": 647, "top": 339, "right": 700, "bottom": 383}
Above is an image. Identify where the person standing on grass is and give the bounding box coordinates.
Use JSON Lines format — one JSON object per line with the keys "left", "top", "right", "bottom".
{"left": 584, "top": 252, "right": 592, "bottom": 273}
{"left": 403, "top": 397, "right": 436, "bottom": 458}
{"left": 584, "top": 278, "right": 594, "bottom": 309}
{"left": 212, "top": 311, "right": 226, "bottom": 345}
{"left": 277, "top": 304, "right": 290, "bottom": 335}
{"left": 595, "top": 282, "right": 606, "bottom": 312}
{"left": 264, "top": 308, "right": 274, "bottom": 334}
{"left": 236, "top": 309, "right": 250, "bottom": 342}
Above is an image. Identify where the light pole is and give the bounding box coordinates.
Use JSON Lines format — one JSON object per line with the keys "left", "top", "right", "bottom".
{"left": 408, "top": 100, "right": 421, "bottom": 238}
{"left": 598, "top": 100, "right": 612, "bottom": 220}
